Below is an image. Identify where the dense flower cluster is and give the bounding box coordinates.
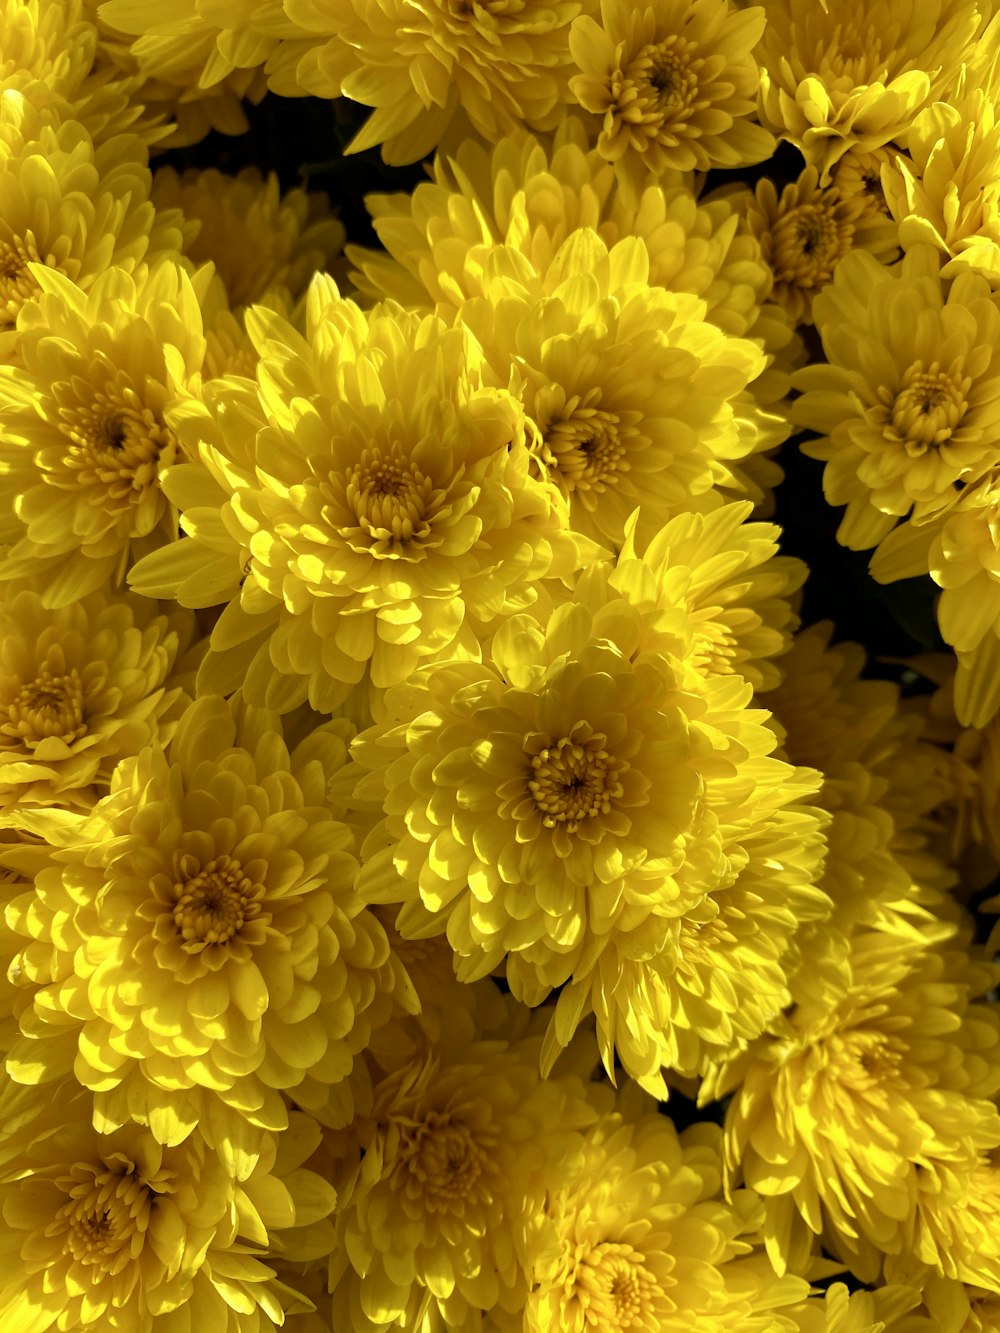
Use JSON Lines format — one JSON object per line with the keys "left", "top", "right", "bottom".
{"left": 0, "top": 0, "right": 997, "bottom": 1329}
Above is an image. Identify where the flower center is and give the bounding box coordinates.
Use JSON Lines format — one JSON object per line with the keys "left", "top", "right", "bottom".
{"left": 403, "top": 1110, "right": 493, "bottom": 1211}
{"left": 541, "top": 408, "right": 626, "bottom": 494}
{"left": 882, "top": 360, "right": 970, "bottom": 452}
{"left": 58, "top": 383, "right": 172, "bottom": 511}
{"left": 573, "top": 1241, "right": 663, "bottom": 1330}
{"left": 770, "top": 199, "right": 855, "bottom": 289}
{"left": 172, "top": 855, "right": 263, "bottom": 949}
{"left": 826, "top": 1029, "right": 903, "bottom": 1091}
{"left": 3, "top": 668, "right": 86, "bottom": 746}
{"left": 55, "top": 1157, "right": 165, "bottom": 1273}
{"left": 527, "top": 725, "right": 626, "bottom": 832}
{"left": 341, "top": 446, "right": 437, "bottom": 553}
{"left": 643, "top": 37, "right": 698, "bottom": 113}
{"left": 0, "top": 233, "right": 41, "bottom": 325}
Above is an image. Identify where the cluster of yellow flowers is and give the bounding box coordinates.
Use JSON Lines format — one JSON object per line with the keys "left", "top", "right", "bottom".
{"left": 1, "top": 0, "right": 1000, "bottom": 1330}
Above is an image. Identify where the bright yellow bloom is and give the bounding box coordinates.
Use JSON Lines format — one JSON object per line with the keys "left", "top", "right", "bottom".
{"left": 743, "top": 165, "right": 898, "bottom": 326}
{"left": 354, "top": 560, "right": 828, "bottom": 1095}
{"left": 0, "top": 583, "right": 193, "bottom": 812}
{"left": 754, "top": 0, "right": 981, "bottom": 182}
{"left": 0, "top": 1078, "right": 335, "bottom": 1332}
{"left": 151, "top": 165, "right": 344, "bottom": 309}
{"left": 796, "top": 245, "right": 1000, "bottom": 549}
{"left": 908, "top": 1158, "right": 1000, "bottom": 1294}
{"left": 269, "top": 0, "right": 588, "bottom": 165}
{"left": 710, "top": 929, "right": 1000, "bottom": 1279}
{"left": 883, "top": 89, "right": 1000, "bottom": 288}
{"left": 526, "top": 1110, "right": 810, "bottom": 1333}
{"left": 568, "top": 0, "right": 774, "bottom": 204}
{"left": 0, "top": 259, "right": 209, "bottom": 605}
{"left": 130, "top": 279, "right": 581, "bottom": 714}
{"left": 2, "top": 695, "right": 408, "bottom": 1168}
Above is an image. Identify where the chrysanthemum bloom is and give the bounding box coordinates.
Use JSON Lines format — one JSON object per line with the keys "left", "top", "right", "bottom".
{"left": 0, "top": 259, "right": 209, "bottom": 605}
{"left": 328, "top": 1021, "right": 599, "bottom": 1333}
{"left": 794, "top": 245, "right": 1000, "bottom": 553}
{"left": 742, "top": 165, "right": 898, "bottom": 326}
{"left": 130, "top": 279, "right": 581, "bottom": 714}
{"left": 0, "top": 583, "right": 193, "bottom": 812}
{"left": 568, "top": 0, "right": 774, "bottom": 205}
{"left": 526, "top": 1109, "right": 810, "bottom": 1333}
{"left": 908, "top": 1158, "right": 1000, "bottom": 1294}
{"left": 2, "top": 695, "right": 408, "bottom": 1165}
{"left": 883, "top": 89, "right": 1000, "bottom": 288}
{"left": 456, "top": 229, "right": 769, "bottom": 545}
{"left": 753, "top": 0, "right": 981, "bottom": 181}
{"left": 354, "top": 569, "right": 828, "bottom": 1094}
{"left": 0, "top": 1078, "right": 335, "bottom": 1332}
{"left": 0, "top": 89, "right": 164, "bottom": 338}
{"left": 152, "top": 166, "right": 344, "bottom": 309}
{"left": 708, "top": 929, "right": 1000, "bottom": 1279}
{"left": 267, "top": 0, "right": 588, "bottom": 166}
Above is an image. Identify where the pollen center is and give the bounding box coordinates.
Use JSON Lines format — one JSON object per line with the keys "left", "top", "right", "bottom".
{"left": 404, "top": 1111, "right": 492, "bottom": 1210}
{"left": 574, "top": 1242, "right": 662, "bottom": 1330}
{"left": 342, "top": 447, "right": 436, "bottom": 552}
{"left": 885, "top": 361, "right": 970, "bottom": 451}
{"left": 173, "top": 855, "right": 263, "bottom": 949}
{"left": 0, "top": 233, "right": 41, "bottom": 324}
{"left": 771, "top": 200, "right": 854, "bottom": 288}
{"left": 4, "top": 668, "right": 86, "bottom": 746}
{"left": 643, "top": 37, "right": 698, "bottom": 114}
{"left": 55, "top": 1159, "right": 163, "bottom": 1273}
{"left": 59, "top": 381, "right": 172, "bottom": 509}
{"left": 543, "top": 408, "right": 625, "bottom": 494}
{"left": 527, "top": 725, "right": 626, "bottom": 832}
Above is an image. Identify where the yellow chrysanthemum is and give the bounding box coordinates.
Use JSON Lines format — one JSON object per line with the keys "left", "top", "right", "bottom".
{"left": 130, "top": 278, "right": 582, "bottom": 714}
{"left": 354, "top": 555, "right": 828, "bottom": 1095}
{"left": 742, "top": 165, "right": 898, "bottom": 326}
{"left": 456, "top": 229, "right": 769, "bottom": 545}
{"left": 568, "top": 0, "right": 774, "bottom": 204}
{"left": 790, "top": 1283, "right": 922, "bottom": 1333}
{"left": 152, "top": 166, "right": 344, "bottom": 310}
{"left": 0, "top": 258, "right": 209, "bottom": 605}
{"left": 883, "top": 89, "right": 1000, "bottom": 287}
{"left": 527, "top": 1109, "right": 810, "bottom": 1333}
{"left": 268, "top": 0, "right": 588, "bottom": 165}
{"left": 0, "top": 583, "right": 194, "bottom": 813}
{"left": 327, "top": 1018, "right": 600, "bottom": 1333}
{"left": 2, "top": 695, "right": 408, "bottom": 1167}
{"left": 709, "top": 929, "right": 1000, "bottom": 1280}
{"left": 795, "top": 244, "right": 1000, "bottom": 551}
{"left": 907, "top": 1158, "right": 1000, "bottom": 1294}
{"left": 754, "top": 0, "right": 981, "bottom": 182}
{"left": 0, "top": 1078, "right": 335, "bottom": 1333}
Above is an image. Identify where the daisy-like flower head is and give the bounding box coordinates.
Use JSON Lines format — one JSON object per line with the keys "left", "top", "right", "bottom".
{"left": 710, "top": 929, "right": 1000, "bottom": 1279}
{"left": 130, "top": 277, "right": 582, "bottom": 714}
{"left": 883, "top": 89, "right": 1000, "bottom": 288}
{"left": 152, "top": 166, "right": 345, "bottom": 310}
{"left": 0, "top": 1078, "right": 335, "bottom": 1333}
{"left": 795, "top": 245, "right": 1000, "bottom": 551}
{"left": 0, "top": 258, "right": 209, "bottom": 606}
{"left": 329, "top": 1020, "right": 600, "bottom": 1332}
{"left": 457, "top": 229, "right": 768, "bottom": 546}
{"left": 354, "top": 562, "right": 828, "bottom": 1095}
{"left": 269, "top": 0, "right": 587, "bottom": 165}
{"left": 754, "top": 0, "right": 982, "bottom": 182}
{"left": 568, "top": 0, "right": 775, "bottom": 204}
{"left": 0, "top": 583, "right": 193, "bottom": 812}
{"left": 742, "top": 164, "right": 898, "bottom": 326}
{"left": 527, "top": 1110, "right": 810, "bottom": 1333}
{"left": 2, "top": 695, "right": 409, "bottom": 1167}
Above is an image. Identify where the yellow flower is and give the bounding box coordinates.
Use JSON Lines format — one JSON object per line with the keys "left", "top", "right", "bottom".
{"left": 909, "top": 1158, "right": 1000, "bottom": 1294}
{"left": 526, "top": 1110, "right": 810, "bottom": 1333}
{"left": 328, "top": 1019, "right": 599, "bottom": 1332}
{"left": 151, "top": 166, "right": 345, "bottom": 310}
{"left": 883, "top": 89, "right": 1000, "bottom": 287}
{"left": 0, "top": 583, "right": 193, "bottom": 813}
{"left": 754, "top": 0, "right": 981, "bottom": 182}
{"left": 831, "top": 145, "right": 900, "bottom": 220}
{"left": 0, "top": 258, "right": 209, "bottom": 605}
{"left": 457, "top": 229, "right": 769, "bottom": 546}
{"left": 710, "top": 929, "right": 1000, "bottom": 1279}
{"left": 130, "top": 280, "right": 581, "bottom": 714}
{"left": 743, "top": 165, "right": 898, "bottom": 326}
{"left": 0, "top": 1078, "right": 335, "bottom": 1333}
{"left": 270, "top": 0, "right": 587, "bottom": 165}
{"left": 2, "top": 695, "right": 408, "bottom": 1168}
{"left": 568, "top": 0, "right": 774, "bottom": 204}
{"left": 354, "top": 563, "right": 827, "bottom": 1095}
{"left": 790, "top": 1283, "right": 922, "bottom": 1333}
{"left": 795, "top": 245, "right": 1000, "bottom": 552}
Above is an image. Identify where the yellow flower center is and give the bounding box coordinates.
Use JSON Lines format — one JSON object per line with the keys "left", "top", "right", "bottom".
{"left": 341, "top": 446, "right": 437, "bottom": 553}
{"left": 3, "top": 668, "right": 86, "bottom": 746}
{"left": 572, "top": 1241, "right": 663, "bottom": 1330}
{"left": 0, "top": 233, "right": 41, "bottom": 325}
{"left": 173, "top": 855, "right": 263, "bottom": 949}
{"left": 880, "top": 360, "right": 970, "bottom": 452}
{"left": 59, "top": 382, "right": 172, "bottom": 510}
{"left": 825, "top": 1028, "right": 904, "bottom": 1091}
{"left": 771, "top": 200, "right": 855, "bottom": 289}
{"left": 402, "top": 1109, "right": 494, "bottom": 1211}
{"left": 542, "top": 408, "right": 626, "bottom": 495}
{"left": 617, "top": 36, "right": 701, "bottom": 140}
{"left": 528, "top": 726, "right": 626, "bottom": 832}
{"left": 54, "top": 1157, "right": 166, "bottom": 1273}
